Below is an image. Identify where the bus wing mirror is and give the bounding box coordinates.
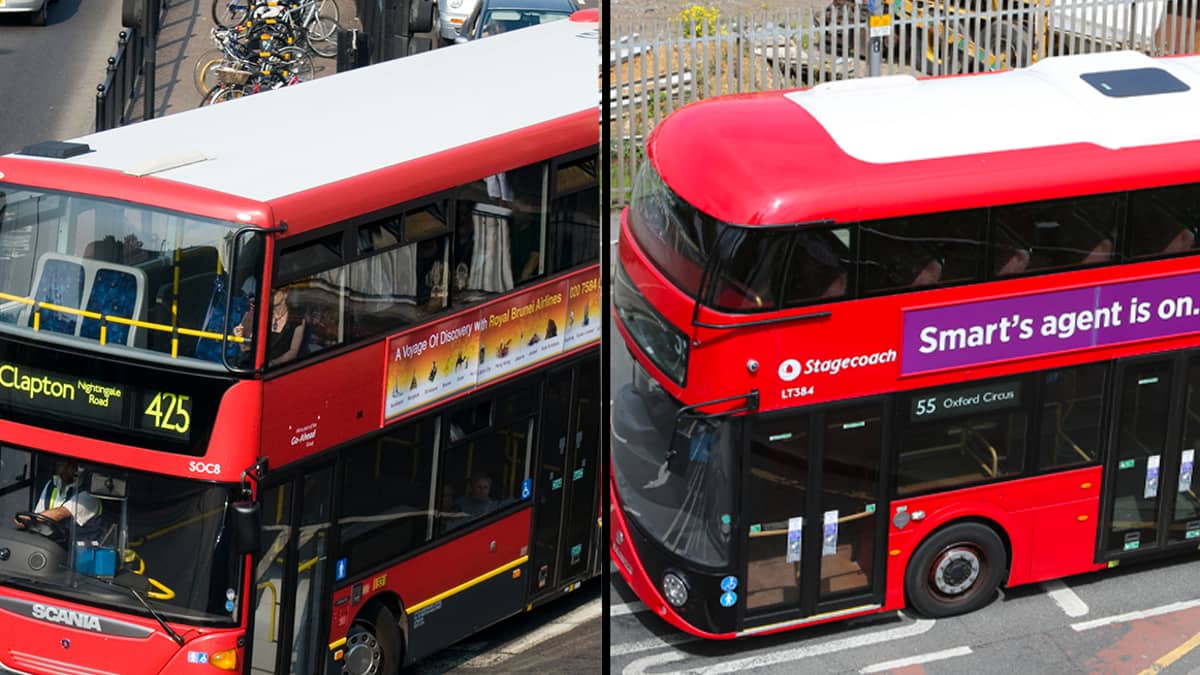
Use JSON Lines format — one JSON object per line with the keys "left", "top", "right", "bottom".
{"left": 233, "top": 501, "right": 261, "bottom": 555}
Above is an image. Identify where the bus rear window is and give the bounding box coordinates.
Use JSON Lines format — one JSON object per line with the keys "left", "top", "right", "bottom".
{"left": 627, "top": 162, "right": 719, "bottom": 298}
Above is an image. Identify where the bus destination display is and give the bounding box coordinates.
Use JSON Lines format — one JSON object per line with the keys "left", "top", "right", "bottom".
{"left": 909, "top": 380, "right": 1021, "bottom": 423}
{"left": 0, "top": 360, "right": 191, "bottom": 440}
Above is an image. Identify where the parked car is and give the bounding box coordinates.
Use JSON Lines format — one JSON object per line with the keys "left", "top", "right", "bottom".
{"left": 456, "top": 0, "right": 579, "bottom": 42}
{"left": 0, "top": 0, "right": 54, "bottom": 26}
{"left": 437, "top": 0, "right": 481, "bottom": 45}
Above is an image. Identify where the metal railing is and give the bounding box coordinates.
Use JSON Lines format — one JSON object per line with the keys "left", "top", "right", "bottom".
{"left": 611, "top": 0, "right": 1200, "bottom": 207}
{"left": 96, "top": 28, "right": 143, "bottom": 132}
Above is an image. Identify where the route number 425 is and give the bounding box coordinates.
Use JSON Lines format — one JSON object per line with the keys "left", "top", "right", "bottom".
{"left": 144, "top": 392, "right": 191, "bottom": 434}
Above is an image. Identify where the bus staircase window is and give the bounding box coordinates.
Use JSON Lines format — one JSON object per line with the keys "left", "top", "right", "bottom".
{"left": 1050, "top": 401, "right": 1096, "bottom": 465}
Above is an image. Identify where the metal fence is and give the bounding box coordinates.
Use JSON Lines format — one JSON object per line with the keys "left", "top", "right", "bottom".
{"left": 611, "top": 0, "right": 1200, "bottom": 206}
{"left": 96, "top": 28, "right": 144, "bottom": 132}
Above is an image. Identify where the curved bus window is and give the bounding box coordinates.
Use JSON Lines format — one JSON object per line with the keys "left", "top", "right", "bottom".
{"left": 781, "top": 228, "right": 852, "bottom": 305}
{"left": 859, "top": 209, "right": 985, "bottom": 294}
{"left": 897, "top": 380, "right": 1027, "bottom": 496}
{"left": 627, "top": 162, "right": 720, "bottom": 298}
{"left": 992, "top": 194, "right": 1121, "bottom": 275}
{"left": 1127, "top": 184, "right": 1200, "bottom": 258}
{"left": 709, "top": 229, "right": 790, "bottom": 311}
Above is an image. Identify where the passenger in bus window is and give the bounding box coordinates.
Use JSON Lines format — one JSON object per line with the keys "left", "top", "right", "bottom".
{"left": 267, "top": 287, "right": 305, "bottom": 363}
{"left": 454, "top": 473, "right": 497, "bottom": 518}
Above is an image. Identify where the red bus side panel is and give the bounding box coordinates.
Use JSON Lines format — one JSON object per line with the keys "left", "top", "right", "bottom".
{"left": 884, "top": 465, "right": 1104, "bottom": 610}
{"left": 329, "top": 508, "right": 533, "bottom": 660}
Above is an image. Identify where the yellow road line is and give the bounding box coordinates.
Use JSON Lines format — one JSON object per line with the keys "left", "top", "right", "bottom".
{"left": 1139, "top": 630, "right": 1200, "bottom": 675}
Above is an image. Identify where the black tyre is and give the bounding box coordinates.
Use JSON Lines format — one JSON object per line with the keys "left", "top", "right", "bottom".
{"left": 409, "top": 0, "right": 435, "bottom": 35}
{"left": 212, "top": 0, "right": 250, "bottom": 29}
{"left": 30, "top": 1, "right": 48, "bottom": 26}
{"left": 193, "top": 49, "right": 225, "bottom": 95}
{"left": 905, "top": 522, "right": 1007, "bottom": 618}
{"left": 342, "top": 603, "right": 403, "bottom": 675}
{"left": 122, "top": 0, "right": 142, "bottom": 28}
{"left": 306, "top": 14, "right": 341, "bottom": 58}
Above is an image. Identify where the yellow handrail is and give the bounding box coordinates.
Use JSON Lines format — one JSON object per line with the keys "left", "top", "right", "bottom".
{"left": 257, "top": 580, "right": 278, "bottom": 642}
{"left": 0, "top": 290, "right": 245, "bottom": 348}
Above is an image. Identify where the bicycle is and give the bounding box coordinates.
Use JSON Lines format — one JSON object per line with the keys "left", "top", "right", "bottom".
{"left": 212, "top": 0, "right": 339, "bottom": 32}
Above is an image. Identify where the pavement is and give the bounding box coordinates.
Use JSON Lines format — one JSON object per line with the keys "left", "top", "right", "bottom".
{"left": 129, "top": 0, "right": 358, "bottom": 116}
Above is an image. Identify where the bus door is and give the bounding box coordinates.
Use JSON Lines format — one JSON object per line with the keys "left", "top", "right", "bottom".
{"left": 249, "top": 464, "right": 335, "bottom": 675}
{"left": 529, "top": 357, "right": 601, "bottom": 602}
{"left": 1101, "top": 355, "right": 1200, "bottom": 559}
{"left": 742, "top": 400, "right": 888, "bottom": 628}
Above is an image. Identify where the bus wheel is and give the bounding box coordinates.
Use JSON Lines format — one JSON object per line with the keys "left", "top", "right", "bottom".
{"left": 343, "top": 604, "right": 403, "bottom": 675}
{"left": 905, "top": 522, "right": 1007, "bottom": 618}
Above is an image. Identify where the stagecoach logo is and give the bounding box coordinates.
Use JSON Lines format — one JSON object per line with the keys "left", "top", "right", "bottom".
{"left": 31, "top": 604, "right": 102, "bottom": 632}
{"left": 777, "top": 349, "right": 898, "bottom": 381}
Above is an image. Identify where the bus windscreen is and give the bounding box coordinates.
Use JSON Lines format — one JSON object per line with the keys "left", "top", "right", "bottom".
{"left": 0, "top": 185, "right": 265, "bottom": 369}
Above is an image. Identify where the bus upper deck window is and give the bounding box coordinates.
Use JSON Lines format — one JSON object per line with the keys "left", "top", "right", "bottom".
{"left": 782, "top": 228, "right": 850, "bottom": 305}
{"left": 1129, "top": 186, "right": 1200, "bottom": 258}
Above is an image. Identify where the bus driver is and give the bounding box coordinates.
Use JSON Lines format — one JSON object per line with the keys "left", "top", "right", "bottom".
{"left": 12, "top": 459, "right": 101, "bottom": 536}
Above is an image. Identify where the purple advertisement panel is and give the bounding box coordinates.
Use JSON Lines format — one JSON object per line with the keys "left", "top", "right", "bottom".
{"left": 902, "top": 272, "right": 1200, "bottom": 375}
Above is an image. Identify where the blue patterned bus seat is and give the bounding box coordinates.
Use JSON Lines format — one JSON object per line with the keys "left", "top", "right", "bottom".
{"left": 194, "top": 276, "right": 250, "bottom": 362}
{"left": 80, "top": 268, "right": 140, "bottom": 345}
{"left": 29, "top": 258, "right": 85, "bottom": 335}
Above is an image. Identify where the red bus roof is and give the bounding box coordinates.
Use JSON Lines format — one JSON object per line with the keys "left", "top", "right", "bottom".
{"left": 648, "top": 51, "right": 1200, "bottom": 225}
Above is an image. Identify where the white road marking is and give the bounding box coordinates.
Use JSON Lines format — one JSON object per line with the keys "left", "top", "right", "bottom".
{"left": 1042, "top": 579, "right": 1089, "bottom": 617}
{"left": 859, "top": 646, "right": 973, "bottom": 673}
{"left": 1071, "top": 598, "right": 1200, "bottom": 632}
{"left": 457, "top": 598, "right": 602, "bottom": 668}
{"left": 611, "top": 600, "right": 649, "bottom": 617}
{"left": 619, "top": 617, "right": 936, "bottom": 675}
{"left": 610, "top": 631, "right": 698, "bottom": 657}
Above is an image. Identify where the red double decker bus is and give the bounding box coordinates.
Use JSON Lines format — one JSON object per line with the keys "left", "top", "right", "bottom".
{"left": 0, "top": 11, "right": 600, "bottom": 674}
{"left": 611, "top": 50, "right": 1200, "bottom": 638}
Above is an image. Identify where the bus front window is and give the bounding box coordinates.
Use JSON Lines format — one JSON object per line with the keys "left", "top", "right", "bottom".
{"left": 0, "top": 184, "right": 265, "bottom": 370}
{"left": 0, "top": 448, "right": 242, "bottom": 625}
{"left": 627, "top": 162, "right": 720, "bottom": 299}
{"left": 611, "top": 364, "right": 736, "bottom": 568}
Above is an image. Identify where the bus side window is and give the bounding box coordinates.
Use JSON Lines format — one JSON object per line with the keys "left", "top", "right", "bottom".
{"left": 994, "top": 194, "right": 1120, "bottom": 273}
{"left": 1038, "top": 364, "right": 1106, "bottom": 470}
{"left": 782, "top": 228, "right": 851, "bottom": 305}
{"left": 1128, "top": 186, "right": 1200, "bottom": 258}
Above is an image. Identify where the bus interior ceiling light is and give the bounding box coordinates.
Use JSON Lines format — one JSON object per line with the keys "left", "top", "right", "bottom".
{"left": 17, "top": 141, "right": 93, "bottom": 159}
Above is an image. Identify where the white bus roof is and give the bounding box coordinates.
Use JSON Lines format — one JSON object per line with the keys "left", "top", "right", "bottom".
{"left": 16, "top": 15, "right": 598, "bottom": 203}
{"left": 786, "top": 50, "right": 1200, "bottom": 165}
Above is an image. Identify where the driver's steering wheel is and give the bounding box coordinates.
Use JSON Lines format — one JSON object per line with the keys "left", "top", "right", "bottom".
{"left": 13, "top": 511, "right": 69, "bottom": 546}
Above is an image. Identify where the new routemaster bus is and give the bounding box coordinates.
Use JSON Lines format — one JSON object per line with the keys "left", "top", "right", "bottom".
{"left": 612, "top": 50, "right": 1200, "bottom": 638}
{"left": 0, "top": 11, "right": 600, "bottom": 674}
